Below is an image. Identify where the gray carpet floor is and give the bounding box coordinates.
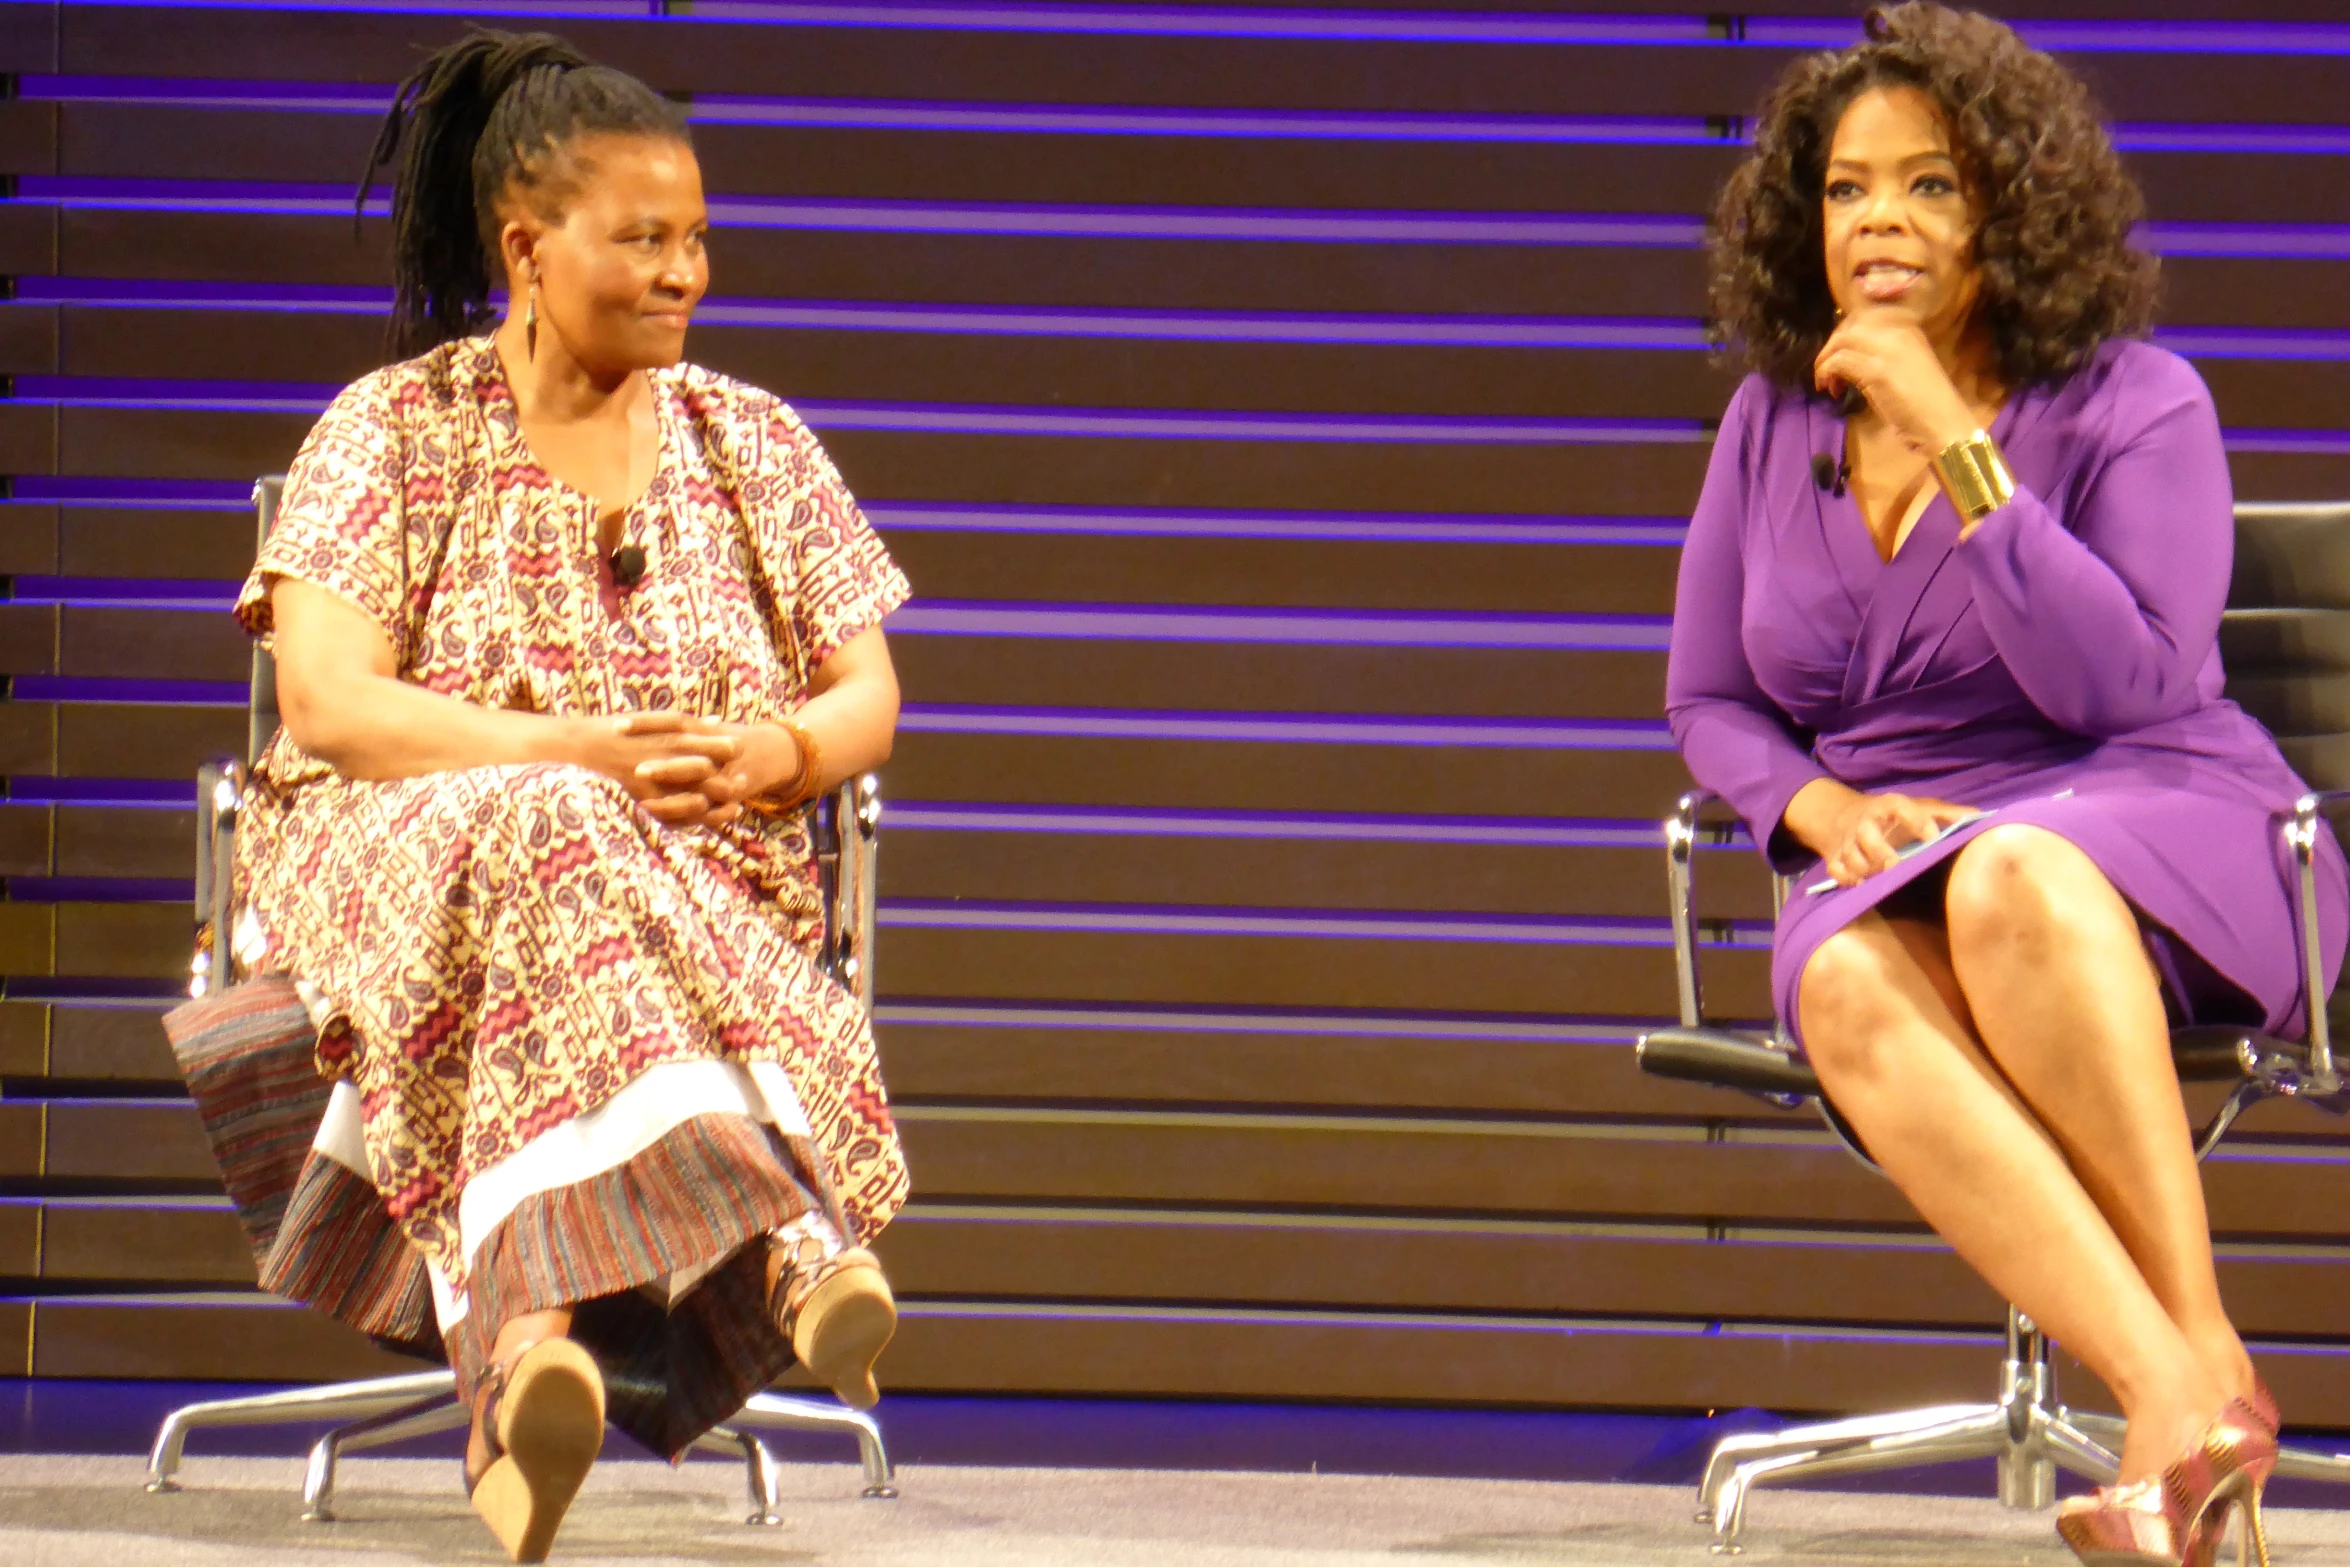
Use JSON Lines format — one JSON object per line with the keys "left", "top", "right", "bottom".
{"left": 7, "top": 1454, "right": 2350, "bottom": 1565}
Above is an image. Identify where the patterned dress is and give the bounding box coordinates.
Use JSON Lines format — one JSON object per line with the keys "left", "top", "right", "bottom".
{"left": 230, "top": 336, "right": 911, "bottom": 1455}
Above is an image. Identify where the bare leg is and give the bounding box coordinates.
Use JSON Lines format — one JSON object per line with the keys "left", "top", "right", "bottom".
{"left": 1800, "top": 913, "right": 2220, "bottom": 1482}
{"left": 1945, "top": 826, "right": 2256, "bottom": 1410}
{"left": 466, "top": 1307, "right": 576, "bottom": 1481}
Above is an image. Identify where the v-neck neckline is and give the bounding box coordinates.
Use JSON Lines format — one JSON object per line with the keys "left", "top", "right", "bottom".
{"left": 1817, "top": 389, "right": 2023, "bottom": 574}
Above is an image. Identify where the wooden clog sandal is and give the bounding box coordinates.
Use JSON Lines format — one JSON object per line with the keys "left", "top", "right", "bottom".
{"left": 464, "top": 1338, "right": 606, "bottom": 1563}
{"left": 767, "top": 1236, "right": 896, "bottom": 1410}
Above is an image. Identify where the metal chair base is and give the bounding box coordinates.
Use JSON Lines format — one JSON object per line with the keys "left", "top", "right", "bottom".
{"left": 1696, "top": 1308, "right": 2350, "bottom": 1554}
{"left": 146, "top": 1372, "right": 897, "bottom": 1525}
{"left": 1698, "top": 1310, "right": 2111, "bottom": 1555}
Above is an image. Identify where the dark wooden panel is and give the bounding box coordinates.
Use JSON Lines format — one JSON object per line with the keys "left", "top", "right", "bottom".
{"left": 0, "top": 1302, "right": 24, "bottom": 1378}
{"left": 50, "top": 1003, "right": 177, "bottom": 1081}
{"left": 896, "top": 1109, "right": 1910, "bottom": 1223}
{"left": 0, "top": 603, "right": 59, "bottom": 674}
{"left": 878, "top": 921, "right": 1768, "bottom": 1015}
{"left": 900, "top": 639, "right": 1667, "bottom": 718}
{"left": 881, "top": 1019, "right": 1776, "bottom": 1119}
{"left": 53, "top": 100, "right": 2350, "bottom": 228}
{"left": 0, "top": 504, "right": 61, "bottom": 575}
{"left": 55, "top": 207, "right": 2350, "bottom": 334}
{"left": 0, "top": 2, "right": 55, "bottom": 75}
{"left": 43, "top": 1100, "right": 213, "bottom": 1182}
{"left": 0, "top": 1002, "right": 46, "bottom": 1075}
{"left": 72, "top": 305, "right": 1745, "bottom": 422}
{"left": 0, "top": 99, "right": 58, "bottom": 179}
{"left": 2231, "top": 452, "right": 2350, "bottom": 506}
{"left": 0, "top": 701, "right": 58, "bottom": 775}
{"left": 0, "top": 905, "right": 54, "bottom": 976}
{"left": 885, "top": 730, "right": 1692, "bottom": 817}
{"left": 0, "top": 301, "right": 59, "bottom": 375}
{"left": 51, "top": 701, "right": 243, "bottom": 778}
{"left": 40, "top": 1201, "right": 252, "bottom": 1284}
{"left": 57, "top": 13, "right": 1799, "bottom": 115}
{"left": 30, "top": 1297, "right": 418, "bottom": 1380}
{"left": 47, "top": 404, "right": 1724, "bottom": 514}
{"left": 55, "top": 605, "right": 250, "bottom": 684}
{"left": 54, "top": 804, "right": 194, "bottom": 880}
{"left": 59, "top": 11, "right": 2350, "bottom": 124}
{"left": 883, "top": 828, "right": 1773, "bottom": 920}
{"left": 0, "top": 399, "right": 59, "bottom": 473}
{"left": 52, "top": 904, "right": 186, "bottom": 979}
{"left": 0, "top": 1201, "right": 36, "bottom": 1278}
{"left": 881, "top": 530, "right": 1684, "bottom": 617}
{"left": 58, "top": 505, "right": 254, "bottom": 580}
{"left": 0, "top": 1102, "right": 40, "bottom": 1177}
{"left": 0, "top": 201, "right": 59, "bottom": 277}
{"left": 0, "top": 802, "right": 53, "bottom": 877}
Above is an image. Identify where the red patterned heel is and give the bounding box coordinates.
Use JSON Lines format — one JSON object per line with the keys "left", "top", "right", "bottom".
{"left": 2057, "top": 1399, "right": 2276, "bottom": 1567}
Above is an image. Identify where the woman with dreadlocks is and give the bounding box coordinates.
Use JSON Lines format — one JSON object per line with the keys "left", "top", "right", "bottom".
{"left": 227, "top": 28, "right": 908, "bottom": 1559}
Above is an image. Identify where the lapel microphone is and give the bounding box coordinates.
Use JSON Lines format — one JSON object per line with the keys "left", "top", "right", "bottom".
{"left": 1811, "top": 453, "right": 1849, "bottom": 497}
{"left": 610, "top": 545, "right": 647, "bottom": 588}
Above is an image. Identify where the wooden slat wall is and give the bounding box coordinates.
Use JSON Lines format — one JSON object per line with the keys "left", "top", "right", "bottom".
{"left": 3, "top": 0, "right": 2350, "bottom": 1423}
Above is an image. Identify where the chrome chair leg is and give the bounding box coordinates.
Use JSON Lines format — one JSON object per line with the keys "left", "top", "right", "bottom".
{"left": 693, "top": 1425, "right": 787, "bottom": 1527}
{"left": 301, "top": 1393, "right": 469, "bottom": 1522}
{"left": 727, "top": 1392, "right": 898, "bottom": 1498}
{"left": 2276, "top": 1442, "right": 2350, "bottom": 1484}
{"left": 1704, "top": 1406, "right": 2011, "bottom": 1554}
{"left": 146, "top": 1370, "right": 461, "bottom": 1494}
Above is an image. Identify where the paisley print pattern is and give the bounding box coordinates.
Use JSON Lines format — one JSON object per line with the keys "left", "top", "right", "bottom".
{"left": 232, "top": 337, "right": 912, "bottom": 1301}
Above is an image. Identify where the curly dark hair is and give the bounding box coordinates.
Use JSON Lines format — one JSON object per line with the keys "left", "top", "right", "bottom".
{"left": 1706, "top": 2, "right": 2158, "bottom": 392}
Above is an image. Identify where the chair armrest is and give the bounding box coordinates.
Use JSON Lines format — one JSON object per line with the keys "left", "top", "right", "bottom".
{"left": 1636, "top": 1026, "right": 1821, "bottom": 1100}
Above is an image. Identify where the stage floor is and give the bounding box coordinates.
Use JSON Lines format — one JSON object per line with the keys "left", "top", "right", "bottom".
{"left": 8, "top": 1454, "right": 2350, "bottom": 1565}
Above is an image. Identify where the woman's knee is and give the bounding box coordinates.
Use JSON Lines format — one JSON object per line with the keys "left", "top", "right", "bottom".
{"left": 1944, "top": 825, "right": 2106, "bottom": 957}
{"left": 1797, "top": 928, "right": 1907, "bottom": 1082}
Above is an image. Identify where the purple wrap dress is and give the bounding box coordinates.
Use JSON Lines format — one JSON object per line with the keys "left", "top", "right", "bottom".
{"left": 1666, "top": 339, "right": 2349, "bottom": 1044}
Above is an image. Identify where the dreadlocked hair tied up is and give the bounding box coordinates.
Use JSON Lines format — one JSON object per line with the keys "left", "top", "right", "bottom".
{"left": 358, "top": 27, "right": 690, "bottom": 360}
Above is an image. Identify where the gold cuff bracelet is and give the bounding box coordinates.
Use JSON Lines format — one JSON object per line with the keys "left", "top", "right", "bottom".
{"left": 1931, "top": 430, "right": 2017, "bottom": 524}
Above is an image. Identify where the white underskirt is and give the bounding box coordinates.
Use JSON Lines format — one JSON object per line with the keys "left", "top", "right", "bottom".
{"left": 311, "top": 1058, "right": 817, "bottom": 1332}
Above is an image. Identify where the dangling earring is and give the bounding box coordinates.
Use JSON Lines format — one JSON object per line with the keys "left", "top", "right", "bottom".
{"left": 524, "top": 270, "right": 540, "bottom": 362}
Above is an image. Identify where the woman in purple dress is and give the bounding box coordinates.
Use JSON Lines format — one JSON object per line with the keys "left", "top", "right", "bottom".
{"left": 1666, "top": 6, "right": 2346, "bottom": 1559}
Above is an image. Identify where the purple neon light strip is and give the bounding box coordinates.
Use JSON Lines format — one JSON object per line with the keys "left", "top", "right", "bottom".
{"left": 10, "top": 384, "right": 1709, "bottom": 444}
{"left": 15, "top": 382, "right": 2348, "bottom": 452}
{"left": 875, "top": 898, "right": 1766, "bottom": 947}
{"left": 865, "top": 504, "right": 1689, "bottom": 545}
{"left": 895, "top": 706, "right": 1673, "bottom": 748}
{"left": 873, "top": 998, "right": 1645, "bottom": 1042}
{"left": 885, "top": 800, "right": 1721, "bottom": 849}
{"left": 891, "top": 601, "right": 1670, "bottom": 648}
{"left": 1751, "top": 16, "right": 2350, "bottom": 55}
{"left": 24, "top": 72, "right": 2350, "bottom": 157}
{"left": 26, "top": 281, "right": 2350, "bottom": 360}
{"left": 4, "top": 580, "right": 1669, "bottom": 650}
{"left": 9, "top": 676, "right": 247, "bottom": 706}
{"left": 17, "top": 183, "right": 2350, "bottom": 259}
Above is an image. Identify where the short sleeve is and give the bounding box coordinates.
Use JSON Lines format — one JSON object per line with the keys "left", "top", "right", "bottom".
{"left": 234, "top": 371, "right": 411, "bottom": 652}
{"left": 767, "top": 402, "right": 912, "bottom": 669}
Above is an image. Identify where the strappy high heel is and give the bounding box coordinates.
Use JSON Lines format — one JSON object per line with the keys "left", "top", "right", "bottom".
{"left": 2054, "top": 1398, "right": 2276, "bottom": 1567}
{"left": 464, "top": 1338, "right": 606, "bottom": 1563}
{"left": 766, "top": 1235, "right": 896, "bottom": 1410}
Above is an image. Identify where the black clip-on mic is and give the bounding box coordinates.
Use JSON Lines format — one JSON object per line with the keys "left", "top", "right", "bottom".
{"left": 610, "top": 544, "right": 647, "bottom": 588}
{"left": 1812, "top": 385, "right": 1864, "bottom": 497}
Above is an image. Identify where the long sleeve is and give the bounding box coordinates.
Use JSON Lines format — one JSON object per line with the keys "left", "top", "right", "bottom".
{"left": 1956, "top": 349, "right": 2231, "bottom": 738}
{"left": 1666, "top": 379, "right": 1835, "bottom": 867}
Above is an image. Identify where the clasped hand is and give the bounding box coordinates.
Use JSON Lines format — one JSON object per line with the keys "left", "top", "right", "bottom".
{"left": 577, "top": 710, "right": 800, "bottom": 830}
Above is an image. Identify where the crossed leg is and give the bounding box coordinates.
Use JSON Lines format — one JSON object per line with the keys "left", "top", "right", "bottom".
{"left": 1800, "top": 825, "right": 2248, "bottom": 1482}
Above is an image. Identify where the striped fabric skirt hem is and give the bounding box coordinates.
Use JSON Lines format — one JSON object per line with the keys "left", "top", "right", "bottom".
{"left": 166, "top": 976, "right": 848, "bottom": 1460}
